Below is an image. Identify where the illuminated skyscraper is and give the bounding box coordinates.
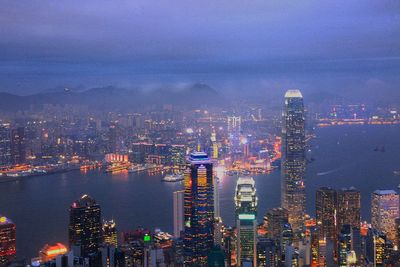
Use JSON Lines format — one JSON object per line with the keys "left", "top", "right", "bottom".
{"left": 227, "top": 116, "right": 241, "bottom": 134}
{"left": 316, "top": 187, "right": 338, "bottom": 266}
{"left": 281, "top": 89, "right": 306, "bottom": 234}
{"left": 0, "top": 123, "right": 12, "bottom": 166}
{"left": 214, "top": 175, "right": 220, "bottom": 219}
{"left": 103, "top": 220, "right": 118, "bottom": 247}
{"left": 337, "top": 225, "right": 352, "bottom": 267}
{"left": 211, "top": 130, "right": 218, "bottom": 159}
{"left": 169, "top": 145, "right": 186, "bottom": 170}
{"left": 108, "top": 123, "right": 117, "bottom": 153}
{"left": 183, "top": 152, "right": 214, "bottom": 266}
{"left": 69, "top": 194, "right": 102, "bottom": 257}
{"left": 265, "top": 207, "right": 289, "bottom": 241}
{"left": 235, "top": 177, "right": 258, "bottom": 267}
{"left": 11, "top": 126, "right": 25, "bottom": 165}
{"left": 316, "top": 187, "right": 337, "bottom": 242}
{"left": 228, "top": 116, "right": 241, "bottom": 154}
{"left": 173, "top": 190, "right": 184, "bottom": 238}
{"left": 371, "top": 190, "right": 399, "bottom": 245}
{"left": 366, "top": 228, "right": 386, "bottom": 267}
{"left": 0, "top": 216, "right": 16, "bottom": 265}
{"left": 213, "top": 174, "right": 223, "bottom": 247}
{"left": 337, "top": 188, "right": 361, "bottom": 232}
{"left": 396, "top": 218, "right": 400, "bottom": 249}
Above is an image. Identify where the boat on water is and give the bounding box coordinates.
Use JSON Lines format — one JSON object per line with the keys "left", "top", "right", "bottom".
{"left": 394, "top": 170, "right": 400, "bottom": 176}
{"left": 128, "top": 165, "right": 147, "bottom": 173}
{"left": 162, "top": 174, "right": 184, "bottom": 182}
{"left": 105, "top": 162, "right": 131, "bottom": 173}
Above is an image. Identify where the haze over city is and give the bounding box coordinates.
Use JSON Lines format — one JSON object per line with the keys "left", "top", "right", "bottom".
{"left": 0, "top": 0, "right": 399, "bottom": 104}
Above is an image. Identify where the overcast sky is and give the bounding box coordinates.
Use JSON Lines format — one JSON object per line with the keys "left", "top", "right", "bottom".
{"left": 0, "top": 0, "right": 399, "bottom": 99}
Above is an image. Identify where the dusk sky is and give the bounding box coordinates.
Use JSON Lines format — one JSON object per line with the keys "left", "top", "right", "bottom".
{"left": 0, "top": 0, "right": 399, "bottom": 99}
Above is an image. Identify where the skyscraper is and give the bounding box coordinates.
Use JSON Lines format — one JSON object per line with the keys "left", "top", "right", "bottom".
{"left": 0, "top": 123, "right": 12, "bottom": 166}
{"left": 69, "top": 194, "right": 102, "bottom": 257}
{"left": 227, "top": 116, "right": 241, "bottom": 154}
{"left": 281, "top": 89, "right": 306, "bottom": 234}
{"left": 316, "top": 187, "right": 337, "bottom": 242}
{"left": 265, "top": 207, "right": 289, "bottom": 241}
{"left": 337, "top": 187, "right": 361, "bottom": 232}
{"left": 173, "top": 190, "right": 184, "bottom": 238}
{"left": 214, "top": 175, "right": 220, "bottom": 219}
{"left": 103, "top": 220, "right": 118, "bottom": 247}
{"left": 183, "top": 152, "right": 214, "bottom": 266}
{"left": 11, "top": 126, "right": 25, "bottom": 165}
{"left": 0, "top": 215, "right": 16, "bottom": 265}
{"left": 235, "top": 176, "right": 258, "bottom": 267}
{"left": 365, "top": 228, "right": 387, "bottom": 267}
{"left": 371, "top": 190, "right": 400, "bottom": 245}
{"left": 108, "top": 123, "right": 117, "bottom": 153}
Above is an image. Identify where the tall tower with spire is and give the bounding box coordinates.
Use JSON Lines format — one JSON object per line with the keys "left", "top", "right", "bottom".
{"left": 281, "top": 89, "right": 306, "bottom": 234}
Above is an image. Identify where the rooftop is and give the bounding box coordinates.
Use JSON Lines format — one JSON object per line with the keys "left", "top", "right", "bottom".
{"left": 285, "top": 89, "right": 303, "bottom": 98}
{"left": 373, "top": 189, "right": 398, "bottom": 195}
{"left": 0, "top": 215, "right": 13, "bottom": 225}
{"left": 71, "top": 194, "right": 98, "bottom": 208}
{"left": 188, "top": 151, "right": 210, "bottom": 162}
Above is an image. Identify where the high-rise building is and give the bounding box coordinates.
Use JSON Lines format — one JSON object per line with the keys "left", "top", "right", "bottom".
{"left": 0, "top": 123, "right": 12, "bottom": 166}
{"left": 0, "top": 216, "right": 16, "bottom": 265}
{"left": 214, "top": 175, "right": 220, "bottom": 219}
{"left": 39, "top": 243, "right": 68, "bottom": 263}
{"left": 213, "top": 217, "right": 224, "bottom": 247}
{"left": 281, "top": 89, "right": 306, "bottom": 234}
{"left": 316, "top": 187, "right": 337, "bottom": 242}
{"left": 103, "top": 220, "right": 118, "bottom": 247}
{"left": 337, "top": 225, "right": 352, "bottom": 267}
{"left": 366, "top": 228, "right": 387, "bottom": 267}
{"left": 264, "top": 207, "right": 291, "bottom": 265}
{"left": 257, "top": 237, "right": 274, "bottom": 267}
{"left": 69, "top": 194, "right": 102, "bottom": 257}
{"left": 337, "top": 188, "right": 361, "bottom": 232}
{"left": 371, "top": 190, "right": 400, "bottom": 245}
{"left": 235, "top": 176, "right": 258, "bottom": 267}
{"left": 169, "top": 145, "right": 186, "bottom": 170}
{"left": 11, "top": 126, "right": 25, "bottom": 165}
{"left": 395, "top": 218, "right": 400, "bottom": 250}
{"left": 265, "top": 207, "right": 289, "bottom": 241}
{"left": 228, "top": 116, "right": 241, "bottom": 154}
{"left": 316, "top": 187, "right": 338, "bottom": 265}
{"left": 108, "top": 124, "right": 117, "bottom": 153}
{"left": 210, "top": 130, "right": 219, "bottom": 160}
{"left": 183, "top": 152, "right": 214, "bottom": 265}
{"left": 173, "top": 190, "right": 184, "bottom": 238}
{"left": 227, "top": 116, "right": 241, "bottom": 134}
{"left": 99, "top": 245, "right": 125, "bottom": 267}
{"left": 332, "top": 225, "right": 362, "bottom": 266}
{"left": 207, "top": 246, "right": 226, "bottom": 267}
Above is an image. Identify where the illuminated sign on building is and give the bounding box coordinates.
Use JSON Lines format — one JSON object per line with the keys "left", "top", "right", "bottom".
{"left": 238, "top": 214, "right": 256, "bottom": 220}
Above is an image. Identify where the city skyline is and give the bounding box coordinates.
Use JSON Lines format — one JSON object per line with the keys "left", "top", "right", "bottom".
{"left": 1, "top": 1, "right": 400, "bottom": 266}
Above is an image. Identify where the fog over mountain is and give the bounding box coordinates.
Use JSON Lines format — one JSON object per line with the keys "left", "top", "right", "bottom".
{"left": 0, "top": 0, "right": 399, "bottom": 104}
{"left": 0, "top": 83, "right": 224, "bottom": 111}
